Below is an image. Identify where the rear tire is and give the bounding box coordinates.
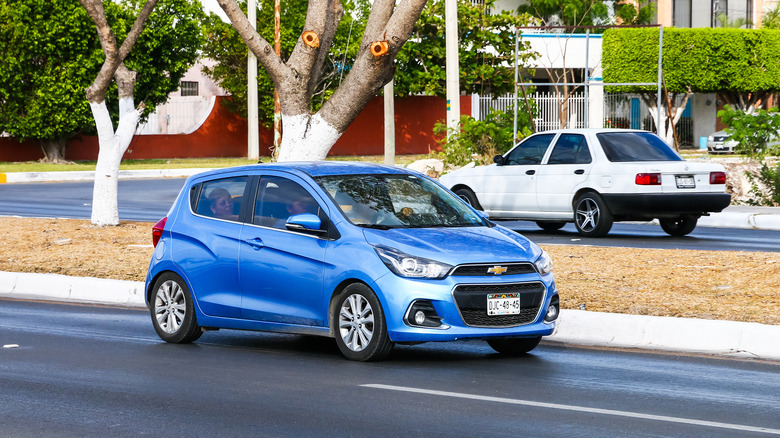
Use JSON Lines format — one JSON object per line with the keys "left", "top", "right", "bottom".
{"left": 150, "top": 272, "right": 202, "bottom": 344}
{"left": 573, "top": 192, "right": 613, "bottom": 237}
{"left": 454, "top": 188, "right": 483, "bottom": 210}
{"left": 660, "top": 216, "right": 698, "bottom": 236}
{"left": 536, "top": 221, "right": 565, "bottom": 232}
{"left": 487, "top": 336, "right": 542, "bottom": 355}
{"left": 333, "top": 283, "right": 394, "bottom": 361}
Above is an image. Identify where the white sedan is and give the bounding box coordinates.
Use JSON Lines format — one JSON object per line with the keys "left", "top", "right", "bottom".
{"left": 439, "top": 129, "right": 732, "bottom": 237}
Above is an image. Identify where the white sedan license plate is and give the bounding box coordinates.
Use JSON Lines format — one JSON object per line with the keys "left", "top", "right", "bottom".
{"left": 676, "top": 175, "right": 695, "bottom": 188}
{"left": 487, "top": 293, "right": 521, "bottom": 316}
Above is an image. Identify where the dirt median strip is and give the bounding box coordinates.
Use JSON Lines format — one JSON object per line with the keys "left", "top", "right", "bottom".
{"left": 2, "top": 217, "right": 778, "bottom": 326}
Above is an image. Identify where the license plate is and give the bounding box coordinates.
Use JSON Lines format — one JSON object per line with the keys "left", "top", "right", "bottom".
{"left": 487, "top": 293, "right": 520, "bottom": 316}
{"left": 676, "top": 175, "right": 695, "bottom": 188}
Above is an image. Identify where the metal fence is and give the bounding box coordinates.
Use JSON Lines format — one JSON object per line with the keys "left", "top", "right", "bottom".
{"left": 477, "top": 92, "right": 694, "bottom": 145}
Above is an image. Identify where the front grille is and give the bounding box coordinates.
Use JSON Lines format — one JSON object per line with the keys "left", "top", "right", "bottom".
{"left": 452, "top": 282, "right": 545, "bottom": 327}
{"left": 450, "top": 263, "right": 536, "bottom": 277}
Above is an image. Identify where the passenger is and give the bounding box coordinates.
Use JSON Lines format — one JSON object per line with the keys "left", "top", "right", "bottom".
{"left": 207, "top": 188, "right": 238, "bottom": 220}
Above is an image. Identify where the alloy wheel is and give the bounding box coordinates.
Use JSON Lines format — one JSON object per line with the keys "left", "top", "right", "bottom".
{"left": 154, "top": 280, "right": 186, "bottom": 334}
{"left": 338, "top": 294, "right": 375, "bottom": 352}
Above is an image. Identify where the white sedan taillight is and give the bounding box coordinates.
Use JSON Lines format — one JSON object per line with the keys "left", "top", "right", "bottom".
{"left": 635, "top": 173, "right": 661, "bottom": 185}
{"left": 710, "top": 172, "right": 727, "bottom": 184}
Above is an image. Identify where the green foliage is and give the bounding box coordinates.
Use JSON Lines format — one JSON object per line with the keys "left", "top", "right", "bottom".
{"left": 762, "top": 4, "right": 780, "bottom": 29}
{"left": 0, "top": 0, "right": 100, "bottom": 142}
{"left": 120, "top": 0, "right": 206, "bottom": 118}
{"left": 394, "top": 0, "right": 537, "bottom": 97}
{"left": 603, "top": 28, "right": 780, "bottom": 94}
{"left": 517, "top": 0, "right": 610, "bottom": 28}
{"left": 432, "top": 109, "right": 531, "bottom": 167}
{"left": 718, "top": 105, "right": 780, "bottom": 159}
{"left": 200, "top": 0, "right": 367, "bottom": 125}
{"left": 0, "top": 0, "right": 204, "bottom": 143}
{"left": 614, "top": 1, "right": 656, "bottom": 25}
{"left": 746, "top": 162, "right": 780, "bottom": 206}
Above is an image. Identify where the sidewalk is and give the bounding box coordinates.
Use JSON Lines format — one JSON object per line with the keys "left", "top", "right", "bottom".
{"left": 1, "top": 270, "right": 778, "bottom": 361}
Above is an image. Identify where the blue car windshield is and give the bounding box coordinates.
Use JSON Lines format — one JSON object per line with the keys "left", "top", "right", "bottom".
{"left": 315, "top": 174, "right": 486, "bottom": 229}
{"left": 597, "top": 132, "right": 683, "bottom": 162}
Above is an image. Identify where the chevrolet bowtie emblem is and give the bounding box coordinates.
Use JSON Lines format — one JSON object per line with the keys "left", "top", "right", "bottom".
{"left": 487, "top": 266, "right": 508, "bottom": 275}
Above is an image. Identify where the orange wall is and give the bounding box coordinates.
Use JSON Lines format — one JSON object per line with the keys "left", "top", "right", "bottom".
{"left": 0, "top": 95, "right": 471, "bottom": 162}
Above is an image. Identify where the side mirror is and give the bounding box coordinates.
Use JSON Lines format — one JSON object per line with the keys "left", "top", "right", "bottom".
{"left": 286, "top": 213, "right": 327, "bottom": 235}
{"left": 493, "top": 155, "right": 506, "bottom": 166}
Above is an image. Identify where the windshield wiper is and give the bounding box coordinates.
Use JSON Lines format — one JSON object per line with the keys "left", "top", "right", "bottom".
{"left": 356, "top": 224, "right": 393, "bottom": 230}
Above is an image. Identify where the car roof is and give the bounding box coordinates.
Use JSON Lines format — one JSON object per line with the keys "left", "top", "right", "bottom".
{"left": 193, "top": 161, "right": 413, "bottom": 180}
{"left": 530, "top": 128, "right": 650, "bottom": 135}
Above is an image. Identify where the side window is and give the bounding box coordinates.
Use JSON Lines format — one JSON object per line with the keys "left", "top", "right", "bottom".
{"left": 253, "top": 176, "right": 324, "bottom": 230}
{"left": 547, "top": 134, "right": 592, "bottom": 165}
{"left": 194, "top": 176, "right": 248, "bottom": 222}
{"left": 505, "top": 134, "right": 556, "bottom": 165}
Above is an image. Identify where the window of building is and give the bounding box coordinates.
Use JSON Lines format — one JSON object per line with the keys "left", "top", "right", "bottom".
{"left": 180, "top": 81, "right": 199, "bottom": 96}
{"left": 674, "top": 0, "right": 692, "bottom": 27}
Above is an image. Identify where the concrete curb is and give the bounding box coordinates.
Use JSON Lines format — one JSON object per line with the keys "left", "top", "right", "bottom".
{"left": 548, "top": 309, "right": 780, "bottom": 361}
{"left": 2, "top": 271, "right": 778, "bottom": 361}
{"left": 0, "top": 271, "right": 146, "bottom": 308}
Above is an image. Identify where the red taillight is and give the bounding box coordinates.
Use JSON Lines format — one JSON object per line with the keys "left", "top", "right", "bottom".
{"left": 152, "top": 217, "right": 167, "bottom": 247}
{"left": 636, "top": 173, "right": 661, "bottom": 185}
{"left": 710, "top": 171, "right": 727, "bottom": 184}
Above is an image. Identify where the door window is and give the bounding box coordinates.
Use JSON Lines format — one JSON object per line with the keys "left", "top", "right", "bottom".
{"left": 547, "top": 134, "right": 592, "bottom": 165}
{"left": 194, "top": 176, "right": 248, "bottom": 222}
{"left": 253, "top": 176, "right": 324, "bottom": 230}
{"left": 504, "top": 134, "right": 556, "bottom": 165}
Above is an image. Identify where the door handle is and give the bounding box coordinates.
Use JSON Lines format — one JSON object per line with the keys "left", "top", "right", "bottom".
{"left": 574, "top": 169, "right": 585, "bottom": 175}
{"left": 245, "top": 237, "right": 264, "bottom": 250}
{"left": 526, "top": 170, "right": 536, "bottom": 175}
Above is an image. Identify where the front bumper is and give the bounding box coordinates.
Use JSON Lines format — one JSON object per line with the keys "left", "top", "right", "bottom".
{"left": 602, "top": 192, "right": 731, "bottom": 219}
{"left": 373, "top": 272, "right": 558, "bottom": 343}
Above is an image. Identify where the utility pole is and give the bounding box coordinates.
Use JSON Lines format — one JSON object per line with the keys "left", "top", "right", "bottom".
{"left": 384, "top": 80, "right": 395, "bottom": 165}
{"left": 445, "top": 0, "right": 460, "bottom": 139}
{"left": 247, "top": 0, "right": 259, "bottom": 160}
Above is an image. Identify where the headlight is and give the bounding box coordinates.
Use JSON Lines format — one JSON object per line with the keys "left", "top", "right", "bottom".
{"left": 374, "top": 245, "right": 452, "bottom": 279}
{"left": 534, "top": 250, "right": 553, "bottom": 275}
{"left": 708, "top": 135, "right": 714, "bottom": 141}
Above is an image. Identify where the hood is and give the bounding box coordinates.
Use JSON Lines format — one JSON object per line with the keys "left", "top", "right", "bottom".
{"left": 361, "top": 225, "right": 540, "bottom": 266}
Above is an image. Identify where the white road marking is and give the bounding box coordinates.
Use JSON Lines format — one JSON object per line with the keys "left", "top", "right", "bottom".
{"left": 3, "top": 344, "right": 20, "bottom": 348}
{"left": 362, "top": 384, "right": 780, "bottom": 435}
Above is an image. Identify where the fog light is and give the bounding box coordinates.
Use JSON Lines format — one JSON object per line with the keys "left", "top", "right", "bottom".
{"left": 405, "top": 300, "right": 445, "bottom": 328}
{"left": 544, "top": 295, "right": 560, "bottom": 323}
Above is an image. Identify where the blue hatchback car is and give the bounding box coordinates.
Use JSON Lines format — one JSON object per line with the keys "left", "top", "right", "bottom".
{"left": 145, "top": 162, "right": 560, "bottom": 361}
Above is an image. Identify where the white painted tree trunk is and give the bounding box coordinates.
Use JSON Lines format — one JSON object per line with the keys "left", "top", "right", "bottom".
{"left": 275, "top": 113, "right": 341, "bottom": 162}
{"left": 90, "top": 98, "right": 142, "bottom": 226}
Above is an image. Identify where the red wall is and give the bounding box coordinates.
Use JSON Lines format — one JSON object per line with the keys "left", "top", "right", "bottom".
{"left": 0, "top": 95, "right": 471, "bottom": 161}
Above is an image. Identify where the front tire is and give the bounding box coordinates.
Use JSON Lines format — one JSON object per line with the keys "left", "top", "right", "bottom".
{"left": 660, "top": 215, "right": 698, "bottom": 236}
{"left": 150, "top": 272, "right": 202, "bottom": 344}
{"left": 487, "top": 336, "right": 542, "bottom": 355}
{"left": 573, "top": 192, "right": 613, "bottom": 237}
{"left": 333, "top": 283, "right": 393, "bottom": 361}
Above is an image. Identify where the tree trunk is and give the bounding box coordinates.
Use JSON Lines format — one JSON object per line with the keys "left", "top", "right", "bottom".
{"left": 39, "top": 139, "right": 69, "bottom": 163}
{"left": 217, "top": 0, "right": 426, "bottom": 162}
{"left": 89, "top": 97, "right": 143, "bottom": 226}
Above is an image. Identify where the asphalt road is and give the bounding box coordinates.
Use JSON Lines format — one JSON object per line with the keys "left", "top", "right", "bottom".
{"left": 1, "top": 178, "right": 779, "bottom": 252}
{"left": 1, "top": 300, "right": 778, "bottom": 437}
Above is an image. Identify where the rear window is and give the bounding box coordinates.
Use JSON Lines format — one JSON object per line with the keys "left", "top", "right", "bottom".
{"left": 596, "top": 132, "right": 682, "bottom": 162}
